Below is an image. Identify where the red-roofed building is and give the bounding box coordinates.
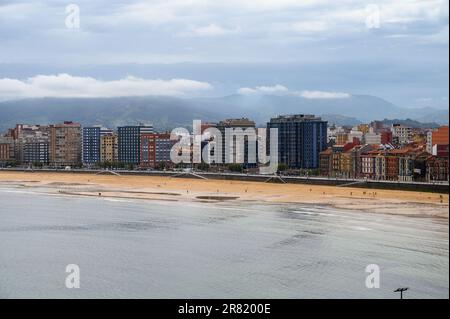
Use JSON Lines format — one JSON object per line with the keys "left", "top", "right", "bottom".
{"left": 360, "top": 150, "right": 378, "bottom": 179}
{"left": 381, "top": 130, "right": 393, "bottom": 144}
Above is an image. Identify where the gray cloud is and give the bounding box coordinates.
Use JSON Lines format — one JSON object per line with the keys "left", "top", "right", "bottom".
{"left": 0, "top": 0, "right": 447, "bottom": 63}
{"left": 0, "top": 0, "right": 448, "bottom": 107}
{"left": 238, "top": 85, "right": 350, "bottom": 99}
{"left": 0, "top": 74, "right": 213, "bottom": 99}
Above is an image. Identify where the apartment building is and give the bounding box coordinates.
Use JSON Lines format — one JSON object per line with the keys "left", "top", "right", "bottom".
{"left": 0, "top": 136, "right": 15, "bottom": 164}
{"left": 360, "top": 152, "right": 376, "bottom": 179}
{"left": 140, "top": 133, "right": 175, "bottom": 168}
{"left": 49, "top": 121, "right": 82, "bottom": 167}
{"left": 319, "top": 148, "right": 333, "bottom": 176}
{"left": 267, "top": 114, "right": 327, "bottom": 169}
{"left": 427, "top": 126, "right": 449, "bottom": 154}
{"left": 118, "top": 125, "right": 154, "bottom": 165}
{"left": 385, "top": 156, "right": 400, "bottom": 181}
{"left": 215, "top": 118, "right": 257, "bottom": 167}
{"left": 374, "top": 153, "right": 386, "bottom": 180}
{"left": 100, "top": 132, "right": 118, "bottom": 163}
{"left": 380, "top": 130, "right": 393, "bottom": 144}
{"left": 392, "top": 124, "right": 413, "bottom": 145}
{"left": 426, "top": 156, "right": 449, "bottom": 181}
{"left": 13, "top": 124, "right": 51, "bottom": 165}
{"left": 82, "top": 126, "right": 114, "bottom": 165}
{"left": 364, "top": 132, "right": 382, "bottom": 145}
{"left": 336, "top": 132, "right": 349, "bottom": 145}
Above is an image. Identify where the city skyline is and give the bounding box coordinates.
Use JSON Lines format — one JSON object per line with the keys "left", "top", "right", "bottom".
{"left": 1, "top": 115, "right": 448, "bottom": 183}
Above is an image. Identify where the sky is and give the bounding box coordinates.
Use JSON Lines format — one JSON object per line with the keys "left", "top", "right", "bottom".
{"left": 0, "top": 0, "right": 448, "bottom": 108}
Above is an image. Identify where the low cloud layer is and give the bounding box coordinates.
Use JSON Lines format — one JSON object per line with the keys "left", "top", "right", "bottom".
{"left": 0, "top": 74, "right": 213, "bottom": 99}
{"left": 298, "top": 90, "right": 350, "bottom": 99}
{"left": 182, "top": 24, "right": 241, "bottom": 37}
{"left": 238, "top": 85, "right": 350, "bottom": 99}
{"left": 238, "top": 85, "right": 289, "bottom": 95}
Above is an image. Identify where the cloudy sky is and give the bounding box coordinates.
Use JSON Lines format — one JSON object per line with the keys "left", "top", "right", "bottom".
{"left": 0, "top": 0, "right": 448, "bottom": 108}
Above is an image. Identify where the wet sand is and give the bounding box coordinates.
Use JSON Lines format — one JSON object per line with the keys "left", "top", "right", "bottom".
{"left": 0, "top": 171, "right": 448, "bottom": 218}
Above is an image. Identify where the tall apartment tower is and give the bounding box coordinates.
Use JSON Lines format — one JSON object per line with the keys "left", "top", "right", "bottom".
{"left": 267, "top": 114, "right": 327, "bottom": 169}
{"left": 391, "top": 124, "right": 412, "bottom": 145}
{"left": 82, "top": 126, "right": 114, "bottom": 165}
{"left": 140, "top": 133, "right": 175, "bottom": 168}
{"left": 100, "top": 132, "right": 118, "bottom": 163}
{"left": 49, "top": 121, "right": 82, "bottom": 167}
{"left": 214, "top": 118, "right": 257, "bottom": 167}
{"left": 118, "top": 124, "right": 153, "bottom": 165}
{"left": 14, "top": 124, "right": 50, "bottom": 165}
{"left": 0, "top": 136, "right": 15, "bottom": 165}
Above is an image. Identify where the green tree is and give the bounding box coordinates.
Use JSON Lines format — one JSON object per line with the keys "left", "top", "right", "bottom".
{"left": 227, "top": 163, "right": 243, "bottom": 173}
{"left": 6, "top": 160, "right": 19, "bottom": 167}
{"left": 277, "top": 163, "right": 288, "bottom": 172}
{"left": 197, "top": 162, "right": 210, "bottom": 171}
{"left": 32, "top": 161, "right": 43, "bottom": 168}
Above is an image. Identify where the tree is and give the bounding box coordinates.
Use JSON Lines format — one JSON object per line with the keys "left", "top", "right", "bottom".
{"left": 115, "top": 162, "right": 125, "bottom": 169}
{"left": 6, "top": 160, "right": 19, "bottom": 167}
{"left": 100, "top": 161, "right": 115, "bottom": 169}
{"left": 197, "top": 162, "right": 210, "bottom": 171}
{"left": 32, "top": 161, "right": 43, "bottom": 168}
{"left": 227, "top": 163, "right": 243, "bottom": 173}
{"left": 277, "top": 163, "right": 288, "bottom": 172}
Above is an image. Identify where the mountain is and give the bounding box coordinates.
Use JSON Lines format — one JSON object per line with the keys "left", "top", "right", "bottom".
{"left": 379, "top": 118, "right": 441, "bottom": 129}
{"left": 0, "top": 95, "right": 447, "bottom": 132}
{"left": 0, "top": 96, "right": 223, "bottom": 132}
{"left": 410, "top": 108, "right": 449, "bottom": 124}
{"left": 191, "top": 94, "right": 402, "bottom": 123}
{"left": 320, "top": 114, "right": 361, "bottom": 126}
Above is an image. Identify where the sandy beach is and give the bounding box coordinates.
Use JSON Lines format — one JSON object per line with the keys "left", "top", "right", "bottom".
{"left": 0, "top": 171, "right": 448, "bottom": 219}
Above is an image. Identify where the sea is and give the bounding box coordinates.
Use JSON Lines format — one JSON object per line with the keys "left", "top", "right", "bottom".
{"left": 0, "top": 184, "right": 448, "bottom": 299}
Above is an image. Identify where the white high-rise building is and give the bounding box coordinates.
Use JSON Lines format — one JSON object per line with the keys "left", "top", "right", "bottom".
{"left": 391, "top": 124, "right": 412, "bottom": 145}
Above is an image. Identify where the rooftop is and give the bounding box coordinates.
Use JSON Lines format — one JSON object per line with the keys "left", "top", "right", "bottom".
{"left": 217, "top": 118, "right": 255, "bottom": 127}
{"left": 269, "top": 114, "right": 325, "bottom": 123}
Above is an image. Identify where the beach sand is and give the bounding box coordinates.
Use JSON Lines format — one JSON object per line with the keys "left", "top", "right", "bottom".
{"left": 0, "top": 171, "right": 448, "bottom": 219}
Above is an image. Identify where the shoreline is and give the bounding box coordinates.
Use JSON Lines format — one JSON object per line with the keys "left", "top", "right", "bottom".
{"left": 0, "top": 171, "right": 448, "bottom": 219}
{"left": 1, "top": 168, "right": 448, "bottom": 193}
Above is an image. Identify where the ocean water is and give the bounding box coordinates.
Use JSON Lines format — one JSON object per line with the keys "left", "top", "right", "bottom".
{"left": 0, "top": 185, "right": 448, "bottom": 299}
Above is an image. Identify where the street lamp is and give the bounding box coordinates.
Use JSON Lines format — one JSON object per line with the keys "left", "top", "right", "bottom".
{"left": 394, "top": 287, "right": 409, "bottom": 299}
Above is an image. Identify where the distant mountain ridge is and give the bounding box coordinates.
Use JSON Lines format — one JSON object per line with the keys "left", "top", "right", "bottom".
{"left": 0, "top": 95, "right": 447, "bottom": 132}
{"left": 379, "top": 118, "right": 441, "bottom": 129}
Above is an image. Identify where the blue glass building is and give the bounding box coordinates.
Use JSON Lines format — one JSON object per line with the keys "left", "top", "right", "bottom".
{"left": 82, "top": 126, "right": 113, "bottom": 165}
{"left": 118, "top": 125, "right": 153, "bottom": 165}
{"left": 82, "top": 127, "right": 101, "bottom": 165}
{"left": 267, "top": 114, "right": 327, "bottom": 169}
